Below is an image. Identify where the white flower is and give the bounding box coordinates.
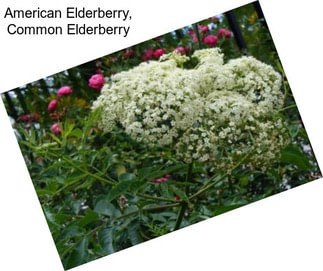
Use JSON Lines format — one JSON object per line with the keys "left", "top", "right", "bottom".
{"left": 92, "top": 49, "right": 290, "bottom": 171}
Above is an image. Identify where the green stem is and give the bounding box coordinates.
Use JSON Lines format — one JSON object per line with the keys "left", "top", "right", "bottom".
{"left": 189, "top": 149, "right": 253, "bottom": 200}
{"left": 277, "top": 104, "right": 297, "bottom": 113}
{"left": 137, "top": 193, "right": 178, "bottom": 203}
{"left": 193, "top": 24, "right": 202, "bottom": 49}
{"left": 173, "top": 203, "right": 187, "bottom": 231}
{"left": 173, "top": 162, "right": 193, "bottom": 231}
{"left": 61, "top": 202, "right": 180, "bottom": 258}
{"left": 61, "top": 157, "right": 116, "bottom": 185}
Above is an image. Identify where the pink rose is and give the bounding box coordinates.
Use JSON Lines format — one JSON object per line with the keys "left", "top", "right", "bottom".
{"left": 218, "top": 28, "right": 227, "bottom": 36}
{"left": 218, "top": 28, "right": 232, "bottom": 38}
{"left": 57, "top": 86, "right": 73, "bottom": 98}
{"left": 89, "top": 74, "right": 105, "bottom": 91}
{"left": 29, "top": 113, "right": 40, "bottom": 122}
{"left": 19, "top": 115, "right": 29, "bottom": 123}
{"left": 198, "top": 25, "right": 209, "bottom": 33}
{"left": 124, "top": 48, "right": 135, "bottom": 59}
{"left": 153, "top": 48, "right": 166, "bottom": 58}
{"left": 48, "top": 99, "right": 58, "bottom": 112}
{"left": 192, "top": 33, "right": 198, "bottom": 43}
{"left": 224, "top": 30, "right": 233, "bottom": 38}
{"left": 51, "top": 123, "right": 61, "bottom": 135}
{"left": 142, "top": 48, "right": 154, "bottom": 61}
{"left": 154, "top": 174, "right": 171, "bottom": 183}
{"left": 173, "top": 47, "right": 186, "bottom": 54}
{"left": 203, "top": 35, "right": 218, "bottom": 46}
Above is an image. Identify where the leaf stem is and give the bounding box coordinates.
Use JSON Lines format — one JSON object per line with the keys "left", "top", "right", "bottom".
{"left": 136, "top": 193, "right": 178, "bottom": 203}
{"left": 173, "top": 162, "right": 193, "bottom": 231}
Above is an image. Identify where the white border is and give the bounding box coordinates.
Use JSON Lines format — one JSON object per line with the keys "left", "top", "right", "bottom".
{"left": 1, "top": 0, "right": 322, "bottom": 270}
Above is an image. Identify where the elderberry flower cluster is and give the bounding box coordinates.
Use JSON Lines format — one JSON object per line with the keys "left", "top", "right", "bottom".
{"left": 92, "top": 48, "right": 290, "bottom": 171}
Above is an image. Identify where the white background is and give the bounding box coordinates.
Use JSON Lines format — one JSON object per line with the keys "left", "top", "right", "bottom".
{"left": 0, "top": 0, "right": 323, "bottom": 270}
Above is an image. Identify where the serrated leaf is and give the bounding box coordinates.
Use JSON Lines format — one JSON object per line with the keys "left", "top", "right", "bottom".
{"left": 69, "top": 128, "right": 83, "bottom": 139}
{"left": 281, "top": 144, "right": 312, "bottom": 171}
{"left": 94, "top": 197, "right": 121, "bottom": 217}
{"left": 98, "top": 226, "right": 114, "bottom": 255}
{"left": 118, "top": 173, "right": 136, "bottom": 182}
{"left": 74, "top": 210, "right": 99, "bottom": 227}
{"left": 127, "top": 221, "right": 143, "bottom": 246}
{"left": 65, "top": 237, "right": 88, "bottom": 269}
{"left": 107, "top": 181, "right": 131, "bottom": 202}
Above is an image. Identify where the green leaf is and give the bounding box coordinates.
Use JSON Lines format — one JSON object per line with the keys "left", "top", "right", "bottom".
{"left": 94, "top": 197, "right": 121, "bottom": 217}
{"left": 105, "top": 173, "right": 137, "bottom": 201}
{"left": 127, "top": 220, "right": 143, "bottom": 246}
{"left": 118, "top": 173, "right": 136, "bottom": 182}
{"left": 98, "top": 226, "right": 114, "bottom": 255}
{"left": 138, "top": 164, "right": 186, "bottom": 181}
{"left": 69, "top": 128, "right": 83, "bottom": 139}
{"left": 74, "top": 210, "right": 99, "bottom": 227}
{"left": 65, "top": 237, "right": 88, "bottom": 269}
{"left": 107, "top": 181, "right": 132, "bottom": 202}
{"left": 281, "top": 144, "right": 312, "bottom": 171}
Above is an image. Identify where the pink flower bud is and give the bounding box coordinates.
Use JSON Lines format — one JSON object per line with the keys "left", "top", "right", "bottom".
{"left": 192, "top": 33, "right": 198, "bottom": 43}
{"left": 57, "top": 86, "right": 73, "bottom": 98}
{"left": 142, "top": 48, "right": 154, "bottom": 61}
{"left": 218, "top": 28, "right": 227, "bottom": 37}
{"left": 154, "top": 178, "right": 163, "bottom": 183}
{"left": 48, "top": 99, "right": 58, "bottom": 112}
{"left": 51, "top": 123, "right": 61, "bottom": 135}
{"left": 174, "top": 195, "right": 181, "bottom": 201}
{"left": 198, "top": 25, "right": 209, "bottom": 33}
{"left": 19, "top": 115, "right": 29, "bottom": 123}
{"left": 203, "top": 35, "right": 218, "bottom": 46}
{"left": 29, "top": 113, "right": 40, "bottom": 122}
{"left": 89, "top": 74, "right": 105, "bottom": 91}
{"left": 173, "top": 47, "right": 186, "bottom": 54}
{"left": 153, "top": 48, "right": 166, "bottom": 58}
{"left": 124, "top": 48, "right": 135, "bottom": 59}
{"left": 225, "top": 30, "right": 233, "bottom": 38}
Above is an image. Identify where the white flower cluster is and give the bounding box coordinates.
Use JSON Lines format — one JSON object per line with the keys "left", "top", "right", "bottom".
{"left": 92, "top": 48, "right": 290, "bottom": 171}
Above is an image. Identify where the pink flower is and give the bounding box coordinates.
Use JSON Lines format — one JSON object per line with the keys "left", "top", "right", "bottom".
{"left": 218, "top": 28, "right": 227, "bottom": 36}
{"left": 218, "top": 28, "right": 232, "bottom": 38}
{"left": 142, "top": 48, "right": 154, "bottom": 61}
{"left": 36, "top": 157, "right": 42, "bottom": 163}
{"left": 29, "top": 113, "right": 40, "bottom": 122}
{"left": 224, "top": 30, "right": 233, "bottom": 38}
{"left": 192, "top": 33, "right": 198, "bottom": 43}
{"left": 89, "top": 74, "right": 105, "bottom": 91}
{"left": 154, "top": 174, "right": 171, "bottom": 183}
{"left": 174, "top": 195, "right": 181, "bottom": 201}
{"left": 51, "top": 123, "right": 61, "bottom": 135}
{"left": 198, "top": 25, "right": 209, "bottom": 33}
{"left": 57, "top": 86, "right": 73, "bottom": 98}
{"left": 19, "top": 113, "right": 40, "bottom": 123}
{"left": 124, "top": 48, "right": 135, "bottom": 59}
{"left": 173, "top": 47, "right": 186, "bottom": 54}
{"left": 19, "top": 115, "right": 29, "bottom": 123}
{"left": 203, "top": 35, "right": 218, "bottom": 46}
{"left": 48, "top": 99, "right": 58, "bottom": 112}
{"left": 153, "top": 48, "right": 166, "bottom": 58}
